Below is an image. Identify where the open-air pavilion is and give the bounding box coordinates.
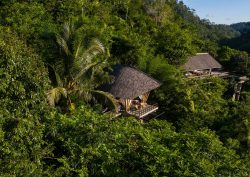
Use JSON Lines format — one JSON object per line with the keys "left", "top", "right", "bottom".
{"left": 103, "top": 65, "right": 161, "bottom": 119}
{"left": 184, "top": 53, "right": 229, "bottom": 78}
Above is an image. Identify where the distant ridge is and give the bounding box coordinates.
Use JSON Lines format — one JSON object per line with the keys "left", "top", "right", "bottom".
{"left": 230, "top": 22, "right": 250, "bottom": 33}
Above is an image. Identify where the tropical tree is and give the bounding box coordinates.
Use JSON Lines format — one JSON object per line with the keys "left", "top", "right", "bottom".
{"left": 47, "top": 19, "right": 116, "bottom": 111}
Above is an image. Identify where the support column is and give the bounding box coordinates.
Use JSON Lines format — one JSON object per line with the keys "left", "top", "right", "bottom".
{"left": 232, "top": 81, "right": 245, "bottom": 101}
{"left": 209, "top": 68, "right": 212, "bottom": 76}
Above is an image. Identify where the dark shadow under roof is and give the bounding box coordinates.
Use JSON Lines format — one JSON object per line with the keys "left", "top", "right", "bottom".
{"left": 184, "top": 53, "right": 222, "bottom": 71}
{"left": 104, "top": 65, "right": 161, "bottom": 99}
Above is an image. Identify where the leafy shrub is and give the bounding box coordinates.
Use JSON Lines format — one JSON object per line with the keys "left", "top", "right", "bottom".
{"left": 0, "top": 27, "right": 51, "bottom": 176}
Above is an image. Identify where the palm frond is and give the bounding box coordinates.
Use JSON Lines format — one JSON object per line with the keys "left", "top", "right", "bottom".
{"left": 91, "top": 90, "right": 118, "bottom": 112}
{"left": 56, "top": 34, "right": 71, "bottom": 56}
{"left": 89, "top": 39, "right": 105, "bottom": 52}
{"left": 62, "top": 22, "right": 70, "bottom": 41}
{"left": 62, "top": 21, "right": 75, "bottom": 41}
{"left": 78, "top": 39, "right": 105, "bottom": 64}
{"left": 73, "top": 61, "right": 100, "bottom": 82}
{"left": 72, "top": 39, "right": 105, "bottom": 81}
{"left": 74, "top": 38, "right": 84, "bottom": 59}
{"left": 49, "top": 64, "right": 64, "bottom": 87}
{"left": 47, "top": 87, "right": 67, "bottom": 106}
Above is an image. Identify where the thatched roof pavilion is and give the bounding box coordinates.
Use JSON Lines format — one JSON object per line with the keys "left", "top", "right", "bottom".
{"left": 105, "top": 65, "right": 161, "bottom": 99}
{"left": 184, "top": 53, "right": 222, "bottom": 71}
{"left": 103, "top": 65, "right": 161, "bottom": 118}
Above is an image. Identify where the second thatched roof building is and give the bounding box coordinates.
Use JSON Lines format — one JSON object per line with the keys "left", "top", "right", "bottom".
{"left": 183, "top": 53, "right": 229, "bottom": 77}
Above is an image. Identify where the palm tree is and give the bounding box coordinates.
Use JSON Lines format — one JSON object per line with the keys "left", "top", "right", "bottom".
{"left": 47, "top": 19, "right": 117, "bottom": 111}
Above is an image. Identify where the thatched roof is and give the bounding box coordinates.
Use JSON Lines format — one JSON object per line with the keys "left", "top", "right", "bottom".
{"left": 184, "top": 53, "right": 222, "bottom": 71}
{"left": 104, "top": 65, "right": 161, "bottom": 99}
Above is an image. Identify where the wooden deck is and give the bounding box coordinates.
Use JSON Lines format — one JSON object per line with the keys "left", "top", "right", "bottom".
{"left": 128, "top": 104, "right": 158, "bottom": 119}
{"left": 186, "top": 71, "right": 230, "bottom": 79}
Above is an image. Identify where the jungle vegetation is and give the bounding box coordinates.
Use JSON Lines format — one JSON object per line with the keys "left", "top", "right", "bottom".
{"left": 0, "top": 0, "right": 250, "bottom": 176}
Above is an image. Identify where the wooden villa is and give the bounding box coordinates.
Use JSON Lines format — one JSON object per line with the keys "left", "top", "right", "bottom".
{"left": 184, "top": 53, "right": 249, "bottom": 101}
{"left": 184, "top": 53, "right": 229, "bottom": 78}
{"left": 103, "top": 65, "right": 161, "bottom": 119}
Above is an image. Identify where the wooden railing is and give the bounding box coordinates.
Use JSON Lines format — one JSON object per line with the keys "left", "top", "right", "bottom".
{"left": 129, "top": 104, "right": 158, "bottom": 118}
{"left": 186, "top": 71, "right": 230, "bottom": 79}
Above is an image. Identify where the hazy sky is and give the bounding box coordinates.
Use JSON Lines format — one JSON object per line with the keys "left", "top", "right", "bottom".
{"left": 181, "top": 0, "right": 250, "bottom": 24}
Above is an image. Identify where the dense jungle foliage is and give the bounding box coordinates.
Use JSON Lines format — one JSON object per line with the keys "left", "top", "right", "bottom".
{"left": 222, "top": 22, "right": 250, "bottom": 53}
{"left": 0, "top": 0, "right": 250, "bottom": 176}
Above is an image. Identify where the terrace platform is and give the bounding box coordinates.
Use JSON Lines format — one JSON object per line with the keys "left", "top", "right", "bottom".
{"left": 128, "top": 104, "right": 158, "bottom": 119}
{"left": 186, "top": 71, "right": 230, "bottom": 79}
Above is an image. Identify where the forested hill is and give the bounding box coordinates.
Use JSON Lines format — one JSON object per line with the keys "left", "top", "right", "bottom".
{"left": 221, "top": 22, "right": 250, "bottom": 53}
{"left": 231, "top": 22, "right": 250, "bottom": 33}
{"left": 0, "top": 0, "right": 250, "bottom": 176}
{"left": 174, "top": 1, "right": 240, "bottom": 41}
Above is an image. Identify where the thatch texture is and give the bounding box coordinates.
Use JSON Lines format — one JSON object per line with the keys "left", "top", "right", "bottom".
{"left": 184, "top": 53, "right": 222, "bottom": 71}
{"left": 104, "top": 65, "right": 161, "bottom": 99}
